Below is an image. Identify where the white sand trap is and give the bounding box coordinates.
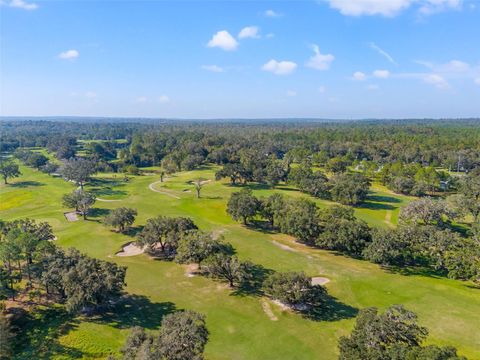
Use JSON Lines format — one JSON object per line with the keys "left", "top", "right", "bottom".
{"left": 48, "top": 236, "right": 58, "bottom": 242}
{"left": 185, "top": 263, "right": 199, "bottom": 277}
{"left": 272, "top": 299, "right": 291, "bottom": 311}
{"left": 116, "top": 242, "right": 145, "bottom": 257}
{"left": 311, "top": 277, "right": 330, "bottom": 285}
{"left": 211, "top": 228, "right": 226, "bottom": 240}
{"left": 272, "top": 241, "right": 299, "bottom": 252}
{"left": 261, "top": 299, "right": 278, "bottom": 321}
{"left": 64, "top": 211, "right": 79, "bottom": 222}
{"left": 200, "top": 179, "right": 211, "bottom": 185}
{"left": 148, "top": 181, "right": 181, "bottom": 199}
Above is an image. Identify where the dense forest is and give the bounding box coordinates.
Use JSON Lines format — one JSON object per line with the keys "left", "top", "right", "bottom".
{"left": 1, "top": 118, "right": 479, "bottom": 359}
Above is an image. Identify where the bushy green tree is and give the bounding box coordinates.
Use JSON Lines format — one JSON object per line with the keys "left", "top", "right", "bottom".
{"left": 61, "top": 158, "right": 96, "bottom": 190}
{"left": 227, "top": 188, "right": 259, "bottom": 225}
{"left": 316, "top": 206, "right": 372, "bottom": 256}
{"left": 153, "top": 311, "right": 208, "bottom": 360}
{"left": 62, "top": 189, "right": 96, "bottom": 220}
{"left": 400, "top": 197, "right": 452, "bottom": 227}
{"left": 137, "top": 216, "right": 197, "bottom": 256}
{"left": 25, "top": 152, "right": 48, "bottom": 169}
{"left": 330, "top": 172, "right": 370, "bottom": 205}
{"left": 104, "top": 207, "right": 137, "bottom": 232}
{"left": 41, "top": 247, "right": 126, "bottom": 313}
{"left": 338, "top": 305, "right": 428, "bottom": 360}
{"left": 175, "top": 230, "right": 222, "bottom": 268}
{"left": 0, "top": 158, "right": 21, "bottom": 184}
{"left": 263, "top": 271, "right": 327, "bottom": 308}
{"left": 121, "top": 311, "right": 208, "bottom": 360}
{"left": 204, "top": 253, "right": 251, "bottom": 288}
{"left": 259, "top": 193, "right": 286, "bottom": 227}
{"left": 276, "top": 198, "right": 321, "bottom": 245}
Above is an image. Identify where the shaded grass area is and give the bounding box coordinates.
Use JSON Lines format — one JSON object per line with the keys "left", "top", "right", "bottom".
{"left": 1, "top": 163, "right": 479, "bottom": 359}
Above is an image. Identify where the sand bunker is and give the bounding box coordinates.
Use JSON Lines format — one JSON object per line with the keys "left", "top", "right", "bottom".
{"left": 116, "top": 242, "right": 145, "bottom": 257}
{"left": 185, "top": 263, "right": 199, "bottom": 277}
{"left": 272, "top": 241, "right": 299, "bottom": 253}
{"left": 211, "top": 229, "right": 226, "bottom": 240}
{"left": 96, "top": 198, "right": 122, "bottom": 202}
{"left": 261, "top": 299, "right": 278, "bottom": 321}
{"left": 64, "top": 211, "right": 79, "bottom": 222}
{"left": 311, "top": 277, "right": 330, "bottom": 285}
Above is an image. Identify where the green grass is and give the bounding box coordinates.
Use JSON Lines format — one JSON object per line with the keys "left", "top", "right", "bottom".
{"left": 1, "top": 164, "right": 479, "bottom": 359}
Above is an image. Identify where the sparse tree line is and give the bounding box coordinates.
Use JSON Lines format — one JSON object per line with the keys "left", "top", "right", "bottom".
{"left": 99, "top": 212, "right": 334, "bottom": 316}
{"left": 3, "top": 119, "right": 480, "bottom": 175}
{"left": 226, "top": 186, "right": 480, "bottom": 283}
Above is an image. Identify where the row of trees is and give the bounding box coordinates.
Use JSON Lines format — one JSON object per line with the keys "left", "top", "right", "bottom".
{"left": 131, "top": 214, "right": 330, "bottom": 313}
{"left": 226, "top": 190, "right": 480, "bottom": 282}
{"left": 379, "top": 162, "right": 448, "bottom": 196}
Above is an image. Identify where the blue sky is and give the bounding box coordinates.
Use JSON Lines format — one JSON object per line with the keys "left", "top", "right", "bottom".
{"left": 1, "top": 0, "right": 479, "bottom": 119}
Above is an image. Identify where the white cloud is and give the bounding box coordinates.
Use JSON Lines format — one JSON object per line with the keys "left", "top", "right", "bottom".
{"left": 8, "top": 0, "right": 38, "bottom": 10}
{"left": 353, "top": 71, "right": 367, "bottom": 81}
{"left": 367, "top": 84, "right": 380, "bottom": 90}
{"left": 59, "top": 49, "right": 79, "bottom": 60}
{"left": 373, "top": 69, "right": 390, "bottom": 78}
{"left": 318, "top": 86, "right": 327, "bottom": 93}
{"left": 306, "top": 44, "right": 334, "bottom": 71}
{"left": 423, "top": 74, "right": 449, "bottom": 89}
{"left": 135, "top": 97, "right": 147, "bottom": 103}
{"left": 238, "top": 26, "right": 260, "bottom": 39}
{"left": 474, "top": 77, "right": 480, "bottom": 85}
{"left": 419, "top": 0, "right": 461, "bottom": 14}
{"left": 201, "top": 65, "right": 224, "bottom": 73}
{"left": 417, "top": 59, "right": 470, "bottom": 73}
{"left": 262, "top": 59, "right": 297, "bottom": 75}
{"left": 325, "top": 0, "right": 412, "bottom": 16}
{"left": 369, "top": 42, "right": 398, "bottom": 65}
{"left": 158, "top": 95, "right": 170, "bottom": 103}
{"left": 207, "top": 30, "right": 238, "bottom": 51}
{"left": 286, "top": 90, "right": 297, "bottom": 97}
{"left": 265, "top": 9, "right": 282, "bottom": 17}
{"left": 85, "top": 91, "right": 96, "bottom": 99}
{"left": 324, "top": 0, "right": 461, "bottom": 17}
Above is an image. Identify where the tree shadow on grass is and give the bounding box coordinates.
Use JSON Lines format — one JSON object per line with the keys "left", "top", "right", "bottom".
{"left": 231, "top": 264, "right": 274, "bottom": 297}
{"left": 91, "top": 187, "right": 128, "bottom": 198}
{"left": 12, "top": 306, "right": 84, "bottom": 359}
{"left": 246, "top": 220, "right": 276, "bottom": 234}
{"left": 355, "top": 201, "right": 396, "bottom": 211}
{"left": 274, "top": 186, "right": 299, "bottom": 192}
{"left": 383, "top": 265, "right": 446, "bottom": 279}
{"left": 303, "top": 295, "right": 358, "bottom": 322}
{"left": 89, "top": 178, "right": 126, "bottom": 187}
{"left": 123, "top": 225, "right": 144, "bottom": 237}
{"left": 366, "top": 195, "right": 402, "bottom": 204}
{"left": 90, "top": 295, "right": 176, "bottom": 330}
{"left": 11, "top": 180, "right": 44, "bottom": 188}
{"left": 88, "top": 207, "right": 111, "bottom": 218}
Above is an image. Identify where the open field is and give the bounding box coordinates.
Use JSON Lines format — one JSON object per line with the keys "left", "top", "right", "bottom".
{"left": 1, "top": 163, "right": 479, "bottom": 359}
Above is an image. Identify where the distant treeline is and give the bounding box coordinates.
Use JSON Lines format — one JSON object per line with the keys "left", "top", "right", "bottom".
{"left": 1, "top": 119, "right": 480, "bottom": 172}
